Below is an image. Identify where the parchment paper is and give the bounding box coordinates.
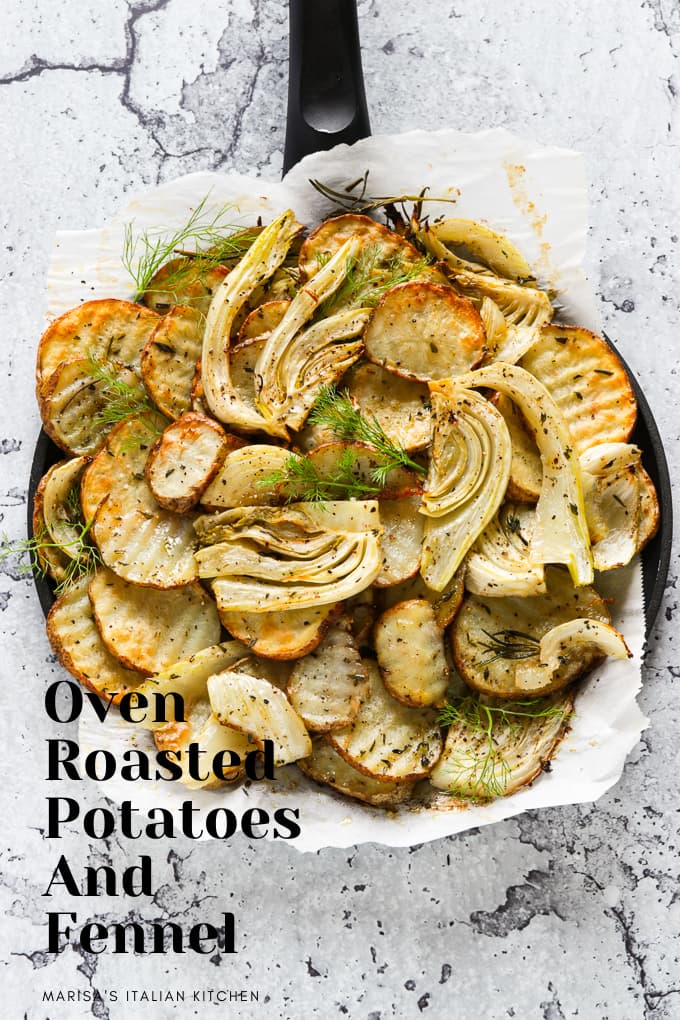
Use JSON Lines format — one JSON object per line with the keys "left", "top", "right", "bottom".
{"left": 46, "top": 128, "right": 647, "bottom": 851}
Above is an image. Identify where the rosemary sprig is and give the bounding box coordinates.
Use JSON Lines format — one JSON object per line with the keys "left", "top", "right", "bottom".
{"left": 260, "top": 448, "right": 383, "bottom": 506}
{"left": 122, "top": 194, "right": 254, "bottom": 300}
{"left": 476, "top": 628, "right": 540, "bottom": 665}
{"left": 309, "top": 172, "right": 458, "bottom": 217}
{"left": 437, "top": 696, "right": 566, "bottom": 799}
{"left": 308, "top": 385, "right": 426, "bottom": 482}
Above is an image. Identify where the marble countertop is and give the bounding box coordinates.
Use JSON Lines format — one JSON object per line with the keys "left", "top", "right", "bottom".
{"left": 1, "top": 1, "right": 678, "bottom": 1017}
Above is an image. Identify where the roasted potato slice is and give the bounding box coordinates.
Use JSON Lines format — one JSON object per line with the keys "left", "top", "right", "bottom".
{"left": 89, "top": 567, "right": 221, "bottom": 674}
{"left": 141, "top": 258, "right": 229, "bottom": 316}
{"left": 298, "top": 213, "right": 425, "bottom": 282}
{"left": 520, "top": 325, "right": 637, "bottom": 454}
{"left": 81, "top": 416, "right": 198, "bottom": 588}
{"left": 200, "top": 444, "right": 292, "bottom": 510}
{"left": 287, "top": 618, "right": 368, "bottom": 731}
{"left": 452, "top": 567, "right": 610, "bottom": 698}
{"left": 140, "top": 305, "right": 203, "bottom": 421}
{"left": 374, "top": 600, "right": 449, "bottom": 707}
{"left": 298, "top": 740, "right": 415, "bottom": 807}
{"left": 208, "top": 670, "right": 312, "bottom": 766}
{"left": 145, "top": 412, "right": 229, "bottom": 513}
{"left": 219, "top": 602, "right": 342, "bottom": 660}
{"left": 327, "top": 660, "right": 442, "bottom": 782}
{"left": 364, "top": 282, "right": 485, "bottom": 382}
{"left": 346, "top": 361, "right": 431, "bottom": 453}
{"left": 494, "top": 393, "right": 542, "bottom": 503}
{"left": 39, "top": 359, "right": 150, "bottom": 456}
{"left": 431, "top": 692, "right": 572, "bottom": 800}
{"left": 37, "top": 299, "right": 159, "bottom": 390}
{"left": 375, "top": 497, "right": 423, "bottom": 587}
{"left": 47, "top": 574, "right": 145, "bottom": 700}
{"left": 378, "top": 570, "right": 465, "bottom": 630}
{"left": 237, "top": 300, "right": 290, "bottom": 342}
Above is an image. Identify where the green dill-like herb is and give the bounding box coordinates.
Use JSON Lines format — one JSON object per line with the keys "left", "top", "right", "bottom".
{"left": 308, "top": 385, "right": 426, "bottom": 483}
{"left": 259, "top": 448, "right": 383, "bottom": 506}
{"left": 319, "top": 244, "right": 431, "bottom": 316}
{"left": 122, "top": 194, "right": 255, "bottom": 300}
{"left": 436, "top": 696, "right": 566, "bottom": 799}
{"left": 84, "top": 352, "right": 164, "bottom": 443}
{"left": 475, "top": 628, "right": 540, "bottom": 665}
{"left": 2, "top": 509, "right": 103, "bottom": 596}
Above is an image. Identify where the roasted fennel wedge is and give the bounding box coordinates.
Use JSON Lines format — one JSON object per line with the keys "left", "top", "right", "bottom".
{"left": 420, "top": 382, "right": 512, "bottom": 590}
{"left": 456, "top": 362, "right": 593, "bottom": 586}
{"left": 195, "top": 501, "right": 382, "bottom": 612}
{"left": 431, "top": 693, "right": 572, "bottom": 800}
{"left": 201, "top": 208, "right": 301, "bottom": 436}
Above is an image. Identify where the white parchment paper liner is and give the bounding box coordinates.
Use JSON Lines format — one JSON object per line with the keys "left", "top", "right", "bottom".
{"left": 46, "top": 128, "right": 647, "bottom": 851}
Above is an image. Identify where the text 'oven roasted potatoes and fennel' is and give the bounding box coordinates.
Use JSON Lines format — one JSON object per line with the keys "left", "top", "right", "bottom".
{"left": 20, "top": 195, "right": 659, "bottom": 808}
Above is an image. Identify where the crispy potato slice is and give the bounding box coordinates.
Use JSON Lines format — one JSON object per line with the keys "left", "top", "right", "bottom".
{"left": 37, "top": 299, "right": 159, "bottom": 389}
{"left": 346, "top": 588, "right": 376, "bottom": 646}
{"left": 200, "top": 444, "right": 292, "bottom": 510}
{"left": 237, "top": 300, "right": 290, "bottom": 341}
{"left": 40, "top": 359, "right": 149, "bottom": 456}
{"left": 306, "top": 442, "right": 422, "bottom": 499}
{"left": 431, "top": 692, "right": 572, "bottom": 799}
{"left": 140, "top": 305, "right": 203, "bottom": 421}
{"left": 494, "top": 393, "right": 542, "bottom": 503}
{"left": 298, "top": 213, "right": 425, "bottom": 282}
{"left": 288, "top": 618, "right": 368, "bottom": 731}
{"left": 89, "top": 567, "right": 221, "bottom": 674}
{"left": 374, "top": 600, "right": 449, "bottom": 707}
{"left": 81, "top": 417, "right": 198, "bottom": 587}
{"left": 364, "top": 282, "right": 485, "bottom": 382}
{"left": 375, "top": 497, "right": 423, "bottom": 587}
{"left": 219, "top": 602, "right": 342, "bottom": 660}
{"left": 327, "top": 660, "right": 442, "bottom": 782}
{"left": 298, "top": 740, "right": 415, "bottom": 807}
{"left": 346, "top": 361, "right": 431, "bottom": 453}
{"left": 452, "top": 567, "right": 610, "bottom": 699}
{"left": 431, "top": 218, "right": 533, "bottom": 281}
{"left": 208, "top": 670, "right": 312, "bottom": 765}
{"left": 145, "top": 412, "right": 229, "bottom": 512}
{"left": 32, "top": 467, "right": 71, "bottom": 585}
{"left": 378, "top": 570, "right": 465, "bottom": 629}
{"left": 47, "top": 574, "right": 145, "bottom": 700}
{"left": 41, "top": 456, "right": 89, "bottom": 556}
{"left": 520, "top": 325, "right": 637, "bottom": 454}
{"left": 141, "top": 259, "right": 229, "bottom": 316}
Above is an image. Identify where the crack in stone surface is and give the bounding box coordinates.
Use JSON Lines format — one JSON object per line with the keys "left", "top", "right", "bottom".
{"left": 469, "top": 865, "right": 566, "bottom": 937}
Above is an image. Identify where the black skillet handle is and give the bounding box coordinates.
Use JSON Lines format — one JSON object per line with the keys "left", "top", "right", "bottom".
{"left": 283, "top": 0, "right": 371, "bottom": 175}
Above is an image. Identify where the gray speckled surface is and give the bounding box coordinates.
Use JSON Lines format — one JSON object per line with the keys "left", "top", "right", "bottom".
{"left": 1, "top": 1, "right": 678, "bottom": 1017}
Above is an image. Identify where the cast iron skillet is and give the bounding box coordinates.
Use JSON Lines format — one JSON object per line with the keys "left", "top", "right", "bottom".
{"left": 28, "top": 0, "right": 672, "bottom": 637}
